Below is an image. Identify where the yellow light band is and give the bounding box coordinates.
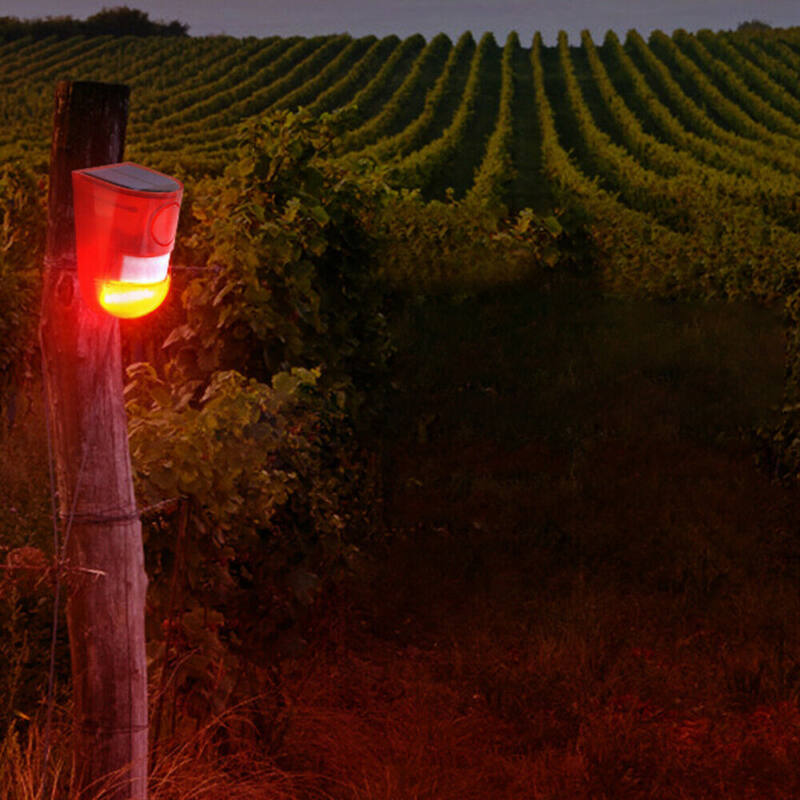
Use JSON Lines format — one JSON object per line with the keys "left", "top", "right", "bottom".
{"left": 98, "top": 276, "right": 170, "bottom": 319}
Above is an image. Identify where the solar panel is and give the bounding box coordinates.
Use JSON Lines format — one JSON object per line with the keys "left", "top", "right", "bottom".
{"left": 79, "top": 162, "right": 180, "bottom": 194}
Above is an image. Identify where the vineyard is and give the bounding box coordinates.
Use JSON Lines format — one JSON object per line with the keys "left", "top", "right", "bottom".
{"left": 4, "top": 27, "right": 800, "bottom": 303}
{"left": 8, "top": 24, "right": 800, "bottom": 799}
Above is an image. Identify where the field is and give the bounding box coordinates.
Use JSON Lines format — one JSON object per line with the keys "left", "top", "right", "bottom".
{"left": 4, "top": 22, "right": 800, "bottom": 800}
{"left": 5, "top": 27, "right": 800, "bottom": 299}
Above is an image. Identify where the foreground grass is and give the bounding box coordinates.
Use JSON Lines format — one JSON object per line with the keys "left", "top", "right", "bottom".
{"left": 4, "top": 276, "right": 800, "bottom": 798}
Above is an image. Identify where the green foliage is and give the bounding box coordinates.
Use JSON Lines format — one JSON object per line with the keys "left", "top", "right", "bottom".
{"left": 167, "top": 108, "right": 392, "bottom": 411}
{"left": 388, "top": 32, "right": 501, "bottom": 199}
{"left": 699, "top": 30, "right": 800, "bottom": 127}
{"left": 676, "top": 29, "right": 800, "bottom": 139}
{"left": 306, "top": 35, "right": 397, "bottom": 117}
{"left": 83, "top": 6, "right": 188, "bottom": 37}
{"left": 375, "top": 189, "right": 562, "bottom": 291}
{"left": 272, "top": 36, "right": 376, "bottom": 115}
{"left": 341, "top": 34, "right": 426, "bottom": 129}
{"left": 625, "top": 29, "right": 798, "bottom": 175}
{"left": 127, "top": 110, "right": 393, "bottom": 714}
{"left": 338, "top": 33, "right": 452, "bottom": 154}
{"left": 467, "top": 31, "right": 518, "bottom": 214}
{"left": 127, "top": 362, "right": 374, "bottom": 713}
{"left": 0, "top": 165, "right": 44, "bottom": 410}
{"left": 136, "top": 35, "right": 349, "bottom": 154}
{"left": 737, "top": 19, "right": 772, "bottom": 32}
{"left": 138, "top": 37, "right": 301, "bottom": 132}
{"left": 355, "top": 32, "right": 476, "bottom": 165}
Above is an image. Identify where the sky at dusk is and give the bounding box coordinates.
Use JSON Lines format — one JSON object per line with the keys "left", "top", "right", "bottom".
{"left": 2, "top": 0, "right": 799, "bottom": 44}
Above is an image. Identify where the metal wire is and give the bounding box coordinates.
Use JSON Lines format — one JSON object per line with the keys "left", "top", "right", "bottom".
{"left": 170, "top": 263, "right": 220, "bottom": 273}
{"left": 58, "top": 509, "right": 141, "bottom": 525}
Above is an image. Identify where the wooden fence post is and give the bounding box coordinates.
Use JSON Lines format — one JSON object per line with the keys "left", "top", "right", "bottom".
{"left": 40, "top": 81, "right": 149, "bottom": 800}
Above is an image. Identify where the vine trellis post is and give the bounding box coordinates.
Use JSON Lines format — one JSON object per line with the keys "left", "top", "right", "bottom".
{"left": 40, "top": 80, "right": 149, "bottom": 800}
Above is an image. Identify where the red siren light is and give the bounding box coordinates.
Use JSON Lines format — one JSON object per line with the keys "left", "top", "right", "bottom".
{"left": 72, "top": 162, "right": 183, "bottom": 319}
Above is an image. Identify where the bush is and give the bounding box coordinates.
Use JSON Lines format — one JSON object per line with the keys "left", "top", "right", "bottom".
{"left": 166, "top": 109, "right": 393, "bottom": 417}
{"left": 128, "top": 110, "right": 391, "bottom": 719}
{"left": 127, "top": 363, "right": 375, "bottom": 721}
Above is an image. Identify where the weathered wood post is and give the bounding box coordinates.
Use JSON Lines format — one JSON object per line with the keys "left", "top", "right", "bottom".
{"left": 40, "top": 81, "right": 148, "bottom": 799}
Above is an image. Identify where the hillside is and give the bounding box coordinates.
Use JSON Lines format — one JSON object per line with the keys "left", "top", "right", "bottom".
{"left": 4, "top": 27, "right": 800, "bottom": 305}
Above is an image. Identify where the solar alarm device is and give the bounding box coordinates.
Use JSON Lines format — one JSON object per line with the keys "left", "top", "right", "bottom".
{"left": 72, "top": 162, "right": 183, "bottom": 319}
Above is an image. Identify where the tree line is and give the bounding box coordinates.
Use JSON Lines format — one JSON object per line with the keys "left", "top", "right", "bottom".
{"left": 0, "top": 6, "right": 188, "bottom": 40}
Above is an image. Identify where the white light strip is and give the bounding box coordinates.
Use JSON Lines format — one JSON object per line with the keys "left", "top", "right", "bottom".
{"left": 120, "top": 253, "right": 170, "bottom": 283}
{"left": 102, "top": 285, "right": 159, "bottom": 305}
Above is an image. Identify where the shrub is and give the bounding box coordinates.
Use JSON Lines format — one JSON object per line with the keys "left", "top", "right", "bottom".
{"left": 128, "top": 110, "right": 391, "bottom": 720}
